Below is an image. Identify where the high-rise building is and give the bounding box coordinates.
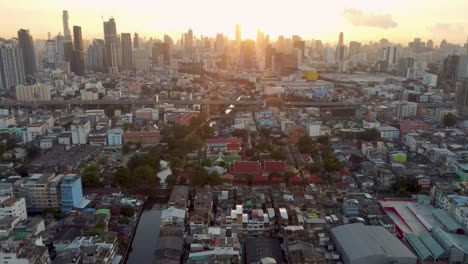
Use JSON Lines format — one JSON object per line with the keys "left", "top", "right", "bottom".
{"left": 0, "top": 40, "right": 25, "bottom": 90}
{"left": 152, "top": 42, "right": 170, "bottom": 65}
{"left": 398, "top": 58, "right": 414, "bottom": 77}
{"left": 86, "top": 39, "right": 105, "bottom": 72}
{"left": 313, "top": 40, "right": 324, "bottom": 58}
{"left": 408, "top": 38, "right": 425, "bottom": 53}
{"left": 15, "top": 84, "right": 51, "bottom": 101}
{"left": 17, "top": 29, "right": 37, "bottom": 79}
{"left": 215, "top": 33, "right": 224, "bottom": 53}
{"left": 184, "top": 29, "right": 193, "bottom": 54}
{"left": 45, "top": 40, "right": 56, "bottom": 65}
{"left": 265, "top": 44, "right": 276, "bottom": 70}
{"left": 62, "top": 10, "right": 71, "bottom": 38}
{"left": 239, "top": 40, "right": 256, "bottom": 70}
{"left": 438, "top": 55, "right": 459, "bottom": 93}
{"left": 164, "top": 35, "right": 173, "bottom": 47}
{"left": 236, "top": 24, "right": 241, "bottom": 47}
{"left": 103, "top": 18, "right": 118, "bottom": 73}
{"left": 455, "top": 78, "right": 468, "bottom": 117}
{"left": 121, "top": 33, "right": 133, "bottom": 69}
{"left": 293, "top": 40, "right": 305, "bottom": 58}
{"left": 383, "top": 46, "right": 398, "bottom": 66}
{"left": 338, "top": 32, "right": 344, "bottom": 45}
{"left": 72, "top": 26, "right": 85, "bottom": 76}
{"left": 348, "top": 41, "right": 361, "bottom": 58}
{"left": 133, "top": 33, "right": 139, "bottom": 49}
{"left": 426, "top": 40, "right": 434, "bottom": 50}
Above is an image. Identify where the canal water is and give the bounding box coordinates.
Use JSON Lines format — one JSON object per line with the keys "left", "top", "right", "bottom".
{"left": 126, "top": 204, "right": 162, "bottom": 264}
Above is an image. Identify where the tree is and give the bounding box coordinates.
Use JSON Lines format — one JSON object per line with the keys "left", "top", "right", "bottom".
{"left": 358, "top": 128, "right": 381, "bottom": 141}
{"left": 122, "top": 143, "right": 131, "bottom": 154}
{"left": 442, "top": 113, "right": 457, "bottom": 127}
{"left": 135, "top": 165, "right": 157, "bottom": 184}
{"left": 323, "top": 157, "right": 340, "bottom": 172}
{"left": 98, "top": 156, "right": 109, "bottom": 166}
{"left": 113, "top": 167, "right": 130, "bottom": 187}
{"left": 25, "top": 144, "right": 40, "bottom": 159}
{"left": 121, "top": 205, "right": 135, "bottom": 217}
{"left": 82, "top": 164, "right": 103, "bottom": 188}
{"left": 297, "top": 136, "right": 315, "bottom": 154}
{"left": 270, "top": 148, "right": 287, "bottom": 161}
{"left": 316, "top": 135, "right": 330, "bottom": 145}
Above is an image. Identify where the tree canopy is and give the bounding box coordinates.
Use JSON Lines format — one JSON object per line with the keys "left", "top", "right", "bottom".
{"left": 442, "top": 113, "right": 457, "bottom": 127}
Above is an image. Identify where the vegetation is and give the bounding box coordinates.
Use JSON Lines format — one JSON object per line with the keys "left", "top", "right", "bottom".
{"left": 442, "top": 113, "right": 457, "bottom": 127}
{"left": 357, "top": 128, "right": 381, "bottom": 141}
{"left": 120, "top": 205, "right": 136, "bottom": 217}
{"left": 393, "top": 179, "right": 421, "bottom": 195}
{"left": 296, "top": 135, "right": 340, "bottom": 172}
{"left": 82, "top": 164, "right": 104, "bottom": 188}
{"left": 270, "top": 148, "right": 287, "bottom": 160}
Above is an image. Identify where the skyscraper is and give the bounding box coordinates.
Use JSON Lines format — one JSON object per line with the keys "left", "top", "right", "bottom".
{"left": 86, "top": 39, "right": 105, "bottom": 72}
{"left": 103, "top": 18, "right": 118, "bottom": 73}
{"left": 72, "top": 26, "right": 85, "bottom": 76}
{"left": 0, "top": 40, "right": 25, "bottom": 90}
{"left": 265, "top": 44, "right": 276, "bottom": 70}
{"left": 17, "top": 29, "right": 37, "bottom": 79}
{"left": 62, "top": 11, "right": 71, "bottom": 38}
{"left": 335, "top": 32, "right": 346, "bottom": 62}
{"left": 133, "top": 33, "right": 139, "bottom": 49}
{"left": 239, "top": 40, "right": 256, "bottom": 70}
{"left": 184, "top": 29, "right": 193, "bottom": 54}
{"left": 121, "top": 33, "right": 133, "bottom": 69}
{"left": 152, "top": 42, "right": 170, "bottom": 65}
{"left": 383, "top": 46, "right": 398, "bottom": 67}
{"left": 45, "top": 40, "right": 56, "bottom": 65}
{"left": 236, "top": 24, "right": 241, "bottom": 47}
{"left": 215, "top": 33, "right": 224, "bottom": 53}
{"left": 348, "top": 41, "right": 361, "bottom": 58}
{"left": 426, "top": 40, "right": 434, "bottom": 50}
{"left": 338, "top": 32, "right": 344, "bottom": 45}
{"left": 438, "top": 55, "right": 461, "bottom": 93}
{"left": 455, "top": 77, "right": 468, "bottom": 117}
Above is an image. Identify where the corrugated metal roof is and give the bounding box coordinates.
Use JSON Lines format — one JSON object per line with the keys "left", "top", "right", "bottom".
{"left": 419, "top": 231, "right": 445, "bottom": 258}
{"left": 406, "top": 233, "right": 432, "bottom": 260}
{"left": 432, "top": 209, "right": 460, "bottom": 232}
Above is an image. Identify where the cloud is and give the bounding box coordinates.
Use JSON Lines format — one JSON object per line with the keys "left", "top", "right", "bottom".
{"left": 427, "top": 23, "right": 464, "bottom": 34}
{"left": 342, "top": 8, "right": 398, "bottom": 29}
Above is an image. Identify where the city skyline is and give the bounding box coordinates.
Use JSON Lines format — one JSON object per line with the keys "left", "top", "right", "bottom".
{"left": 1, "top": 0, "right": 468, "bottom": 44}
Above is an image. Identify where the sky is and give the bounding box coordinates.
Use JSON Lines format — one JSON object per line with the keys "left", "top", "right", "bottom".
{"left": 1, "top": 0, "right": 468, "bottom": 45}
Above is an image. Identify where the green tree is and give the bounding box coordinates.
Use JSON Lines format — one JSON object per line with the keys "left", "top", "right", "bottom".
{"left": 0, "top": 144, "right": 7, "bottom": 156}
{"left": 98, "top": 156, "right": 109, "bottom": 166}
{"left": 323, "top": 157, "right": 340, "bottom": 172}
{"left": 122, "top": 143, "right": 131, "bottom": 154}
{"left": 297, "top": 136, "right": 315, "bottom": 154}
{"left": 316, "top": 135, "right": 330, "bottom": 145}
{"left": 82, "top": 164, "right": 103, "bottom": 188}
{"left": 113, "top": 167, "right": 130, "bottom": 187}
{"left": 358, "top": 128, "right": 381, "bottom": 141}
{"left": 121, "top": 205, "right": 136, "bottom": 217}
{"left": 270, "top": 148, "right": 287, "bottom": 160}
{"left": 135, "top": 165, "right": 157, "bottom": 184}
{"left": 442, "top": 113, "right": 457, "bottom": 127}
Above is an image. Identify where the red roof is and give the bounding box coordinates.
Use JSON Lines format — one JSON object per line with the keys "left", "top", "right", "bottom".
{"left": 308, "top": 174, "right": 323, "bottom": 184}
{"left": 252, "top": 175, "right": 268, "bottom": 185}
{"left": 176, "top": 113, "right": 195, "bottom": 125}
{"left": 289, "top": 176, "right": 304, "bottom": 185}
{"left": 231, "top": 161, "right": 261, "bottom": 174}
{"left": 205, "top": 138, "right": 242, "bottom": 145}
{"left": 226, "top": 143, "right": 241, "bottom": 151}
{"left": 263, "top": 161, "right": 286, "bottom": 173}
{"left": 271, "top": 176, "right": 285, "bottom": 184}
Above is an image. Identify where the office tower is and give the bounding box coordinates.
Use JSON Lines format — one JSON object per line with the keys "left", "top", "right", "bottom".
{"left": 62, "top": 11, "right": 71, "bottom": 38}
{"left": 164, "top": 35, "right": 173, "bottom": 47}
{"left": 383, "top": 46, "right": 398, "bottom": 66}
{"left": 313, "top": 40, "right": 324, "bottom": 58}
{"left": 71, "top": 26, "right": 85, "bottom": 76}
{"left": 184, "top": 29, "right": 193, "bottom": 54}
{"left": 398, "top": 58, "right": 414, "bottom": 77}
{"left": 455, "top": 77, "right": 468, "bottom": 117}
{"left": 324, "top": 47, "right": 334, "bottom": 63}
{"left": 133, "top": 33, "right": 139, "bottom": 49}
{"left": 335, "top": 32, "right": 346, "bottom": 62}
{"left": 0, "top": 40, "right": 25, "bottom": 90}
{"left": 45, "top": 40, "right": 56, "bottom": 65}
{"left": 293, "top": 40, "right": 305, "bottom": 58}
{"left": 426, "top": 40, "right": 434, "bottom": 50}
{"left": 275, "top": 52, "right": 298, "bottom": 75}
{"left": 348, "top": 41, "right": 361, "bottom": 58}
{"left": 103, "top": 18, "right": 118, "bottom": 73}
{"left": 441, "top": 55, "right": 463, "bottom": 93}
{"left": 236, "top": 24, "right": 241, "bottom": 47}
{"left": 338, "top": 32, "right": 344, "bottom": 45}
{"left": 133, "top": 48, "right": 150, "bottom": 71}
{"left": 15, "top": 84, "right": 51, "bottom": 101}
{"left": 256, "top": 29, "right": 265, "bottom": 50}
{"left": 86, "top": 39, "right": 105, "bottom": 72}
{"left": 121, "top": 33, "right": 133, "bottom": 69}
{"left": 440, "top": 39, "right": 448, "bottom": 50}
{"left": 17, "top": 29, "right": 37, "bottom": 79}
{"left": 265, "top": 44, "right": 276, "bottom": 70}
{"left": 408, "top": 38, "right": 425, "bottom": 53}
{"left": 152, "top": 42, "right": 170, "bottom": 65}
{"left": 215, "top": 33, "right": 224, "bottom": 53}
{"left": 239, "top": 40, "right": 256, "bottom": 70}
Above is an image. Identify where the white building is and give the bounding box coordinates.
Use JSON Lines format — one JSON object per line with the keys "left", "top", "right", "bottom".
{"left": 15, "top": 84, "right": 51, "bottom": 101}
{"left": 107, "top": 128, "right": 123, "bottom": 146}
{"left": 21, "top": 123, "right": 48, "bottom": 143}
{"left": 423, "top": 74, "right": 437, "bottom": 86}
{"left": 377, "top": 126, "right": 400, "bottom": 141}
{"left": 70, "top": 119, "right": 91, "bottom": 145}
{"left": 393, "top": 101, "right": 417, "bottom": 118}
{"left": 0, "top": 196, "right": 27, "bottom": 220}
{"left": 363, "top": 120, "right": 380, "bottom": 129}
{"left": 307, "top": 121, "right": 322, "bottom": 137}
{"left": 0, "top": 116, "right": 16, "bottom": 129}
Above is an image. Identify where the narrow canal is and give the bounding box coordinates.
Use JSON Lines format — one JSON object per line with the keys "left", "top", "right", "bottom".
{"left": 126, "top": 204, "right": 162, "bottom": 264}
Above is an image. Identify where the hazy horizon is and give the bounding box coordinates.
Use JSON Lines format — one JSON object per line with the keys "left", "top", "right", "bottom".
{"left": 1, "top": 0, "right": 468, "bottom": 45}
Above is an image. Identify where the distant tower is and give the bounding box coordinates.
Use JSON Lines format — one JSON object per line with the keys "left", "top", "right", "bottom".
{"left": 121, "top": 33, "right": 133, "bottom": 69}
{"left": 338, "top": 32, "right": 344, "bottom": 45}
{"left": 72, "top": 26, "right": 85, "bottom": 76}
{"left": 62, "top": 10, "right": 71, "bottom": 38}
{"left": 17, "top": 29, "right": 37, "bottom": 79}
{"left": 236, "top": 24, "right": 241, "bottom": 47}
{"left": 103, "top": 18, "right": 118, "bottom": 73}
{"left": 133, "top": 33, "right": 139, "bottom": 49}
